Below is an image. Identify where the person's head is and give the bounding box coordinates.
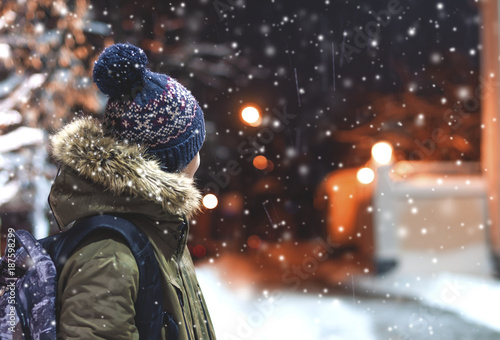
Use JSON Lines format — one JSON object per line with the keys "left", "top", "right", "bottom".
{"left": 92, "top": 43, "right": 205, "bottom": 176}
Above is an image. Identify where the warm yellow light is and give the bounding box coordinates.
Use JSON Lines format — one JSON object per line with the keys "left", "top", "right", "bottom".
{"left": 371, "top": 141, "right": 393, "bottom": 165}
{"left": 241, "top": 106, "right": 262, "bottom": 127}
{"left": 357, "top": 167, "right": 375, "bottom": 184}
{"left": 202, "top": 194, "right": 218, "bottom": 209}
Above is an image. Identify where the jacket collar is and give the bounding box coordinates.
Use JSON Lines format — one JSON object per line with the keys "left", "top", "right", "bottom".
{"left": 50, "top": 118, "right": 201, "bottom": 223}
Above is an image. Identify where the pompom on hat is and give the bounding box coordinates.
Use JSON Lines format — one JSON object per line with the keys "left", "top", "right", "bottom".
{"left": 93, "top": 43, "right": 205, "bottom": 172}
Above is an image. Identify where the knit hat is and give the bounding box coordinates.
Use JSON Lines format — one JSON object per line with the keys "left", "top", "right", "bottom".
{"left": 92, "top": 43, "right": 205, "bottom": 172}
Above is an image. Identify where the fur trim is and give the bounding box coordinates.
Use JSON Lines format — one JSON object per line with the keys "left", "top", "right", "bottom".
{"left": 50, "top": 117, "right": 201, "bottom": 219}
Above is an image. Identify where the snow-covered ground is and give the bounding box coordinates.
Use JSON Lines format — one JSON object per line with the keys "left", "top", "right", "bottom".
{"left": 197, "top": 266, "right": 378, "bottom": 340}
{"left": 196, "top": 243, "right": 500, "bottom": 340}
{"left": 357, "top": 242, "right": 500, "bottom": 335}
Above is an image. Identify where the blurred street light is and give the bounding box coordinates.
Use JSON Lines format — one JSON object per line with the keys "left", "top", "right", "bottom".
{"left": 357, "top": 167, "right": 375, "bottom": 184}
{"left": 202, "top": 193, "right": 218, "bottom": 209}
{"left": 371, "top": 141, "right": 393, "bottom": 166}
{"left": 253, "top": 155, "right": 268, "bottom": 170}
{"left": 241, "top": 105, "right": 262, "bottom": 127}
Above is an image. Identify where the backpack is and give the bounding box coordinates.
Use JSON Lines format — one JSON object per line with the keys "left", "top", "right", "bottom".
{"left": 0, "top": 214, "right": 178, "bottom": 340}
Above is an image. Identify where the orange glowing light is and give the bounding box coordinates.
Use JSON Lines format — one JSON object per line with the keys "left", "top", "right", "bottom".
{"left": 241, "top": 106, "right": 262, "bottom": 127}
{"left": 253, "top": 155, "right": 268, "bottom": 170}
{"left": 247, "top": 235, "right": 261, "bottom": 249}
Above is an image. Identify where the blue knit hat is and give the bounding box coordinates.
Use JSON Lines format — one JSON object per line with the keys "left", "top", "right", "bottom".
{"left": 92, "top": 43, "right": 205, "bottom": 172}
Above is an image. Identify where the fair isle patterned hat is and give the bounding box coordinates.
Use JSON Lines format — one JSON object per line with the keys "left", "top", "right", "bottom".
{"left": 92, "top": 43, "right": 205, "bottom": 172}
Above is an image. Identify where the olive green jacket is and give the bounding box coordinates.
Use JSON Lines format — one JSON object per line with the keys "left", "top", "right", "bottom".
{"left": 48, "top": 118, "right": 216, "bottom": 339}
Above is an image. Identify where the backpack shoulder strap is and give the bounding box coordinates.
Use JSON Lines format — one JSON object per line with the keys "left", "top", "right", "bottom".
{"left": 41, "top": 214, "right": 163, "bottom": 340}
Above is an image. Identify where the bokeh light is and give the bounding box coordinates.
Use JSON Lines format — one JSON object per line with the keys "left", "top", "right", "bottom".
{"left": 357, "top": 167, "right": 375, "bottom": 184}
{"left": 241, "top": 106, "right": 262, "bottom": 127}
{"left": 253, "top": 155, "right": 268, "bottom": 170}
{"left": 193, "top": 244, "right": 207, "bottom": 258}
{"left": 202, "top": 193, "right": 218, "bottom": 209}
{"left": 247, "top": 235, "right": 261, "bottom": 249}
{"left": 371, "top": 141, "right": 393, "bottom": 165}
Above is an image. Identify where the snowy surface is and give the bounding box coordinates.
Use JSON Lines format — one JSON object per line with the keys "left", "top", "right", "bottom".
{"left": 197, "top": 266, "right": 377, "bottom": 340}
{"left": 0, "top": 180, "right": 19, "bottom": 206}
{"left": 357, "top": 242, "right": 500, "bottom": 333}
{"left": 196, "top": 243, "right": 500, "bottom": 340}
{"left": 0, "top": 110, "right": 21, "bottom": 126}
{"left": 0, "top": 126, "right": 44, "bottom": 153}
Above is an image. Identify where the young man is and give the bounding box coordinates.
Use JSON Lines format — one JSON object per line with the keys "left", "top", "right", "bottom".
{"left": 49, "top": 43, "right": 216, "bottom": 339}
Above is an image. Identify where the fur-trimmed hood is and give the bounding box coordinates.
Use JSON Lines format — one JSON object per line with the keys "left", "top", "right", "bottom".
{"left": 49, "top": 117, "right": 201, "bottom": 223}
